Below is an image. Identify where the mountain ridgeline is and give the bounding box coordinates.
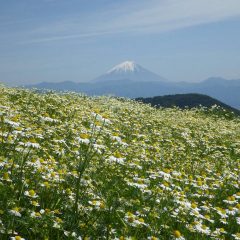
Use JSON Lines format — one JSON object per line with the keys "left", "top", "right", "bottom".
{"left": 136, "top": 93, "right": 240, "bottom": 116}
{"left": 25, "top": 61, "right": 240, "bottom": 109}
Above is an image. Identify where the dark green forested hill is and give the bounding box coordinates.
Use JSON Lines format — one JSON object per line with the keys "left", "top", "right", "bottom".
{"left": 136, "top": 93, "right": 240, "bottom": 115}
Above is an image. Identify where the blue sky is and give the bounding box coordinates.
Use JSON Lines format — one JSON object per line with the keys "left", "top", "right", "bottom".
{"left": 1, "top": 0, "right": 240, "bottom": 85}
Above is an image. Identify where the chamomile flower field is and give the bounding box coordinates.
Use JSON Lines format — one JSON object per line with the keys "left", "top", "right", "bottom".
{"left": 0, "top": 87, "right": 239, "bottom": 240}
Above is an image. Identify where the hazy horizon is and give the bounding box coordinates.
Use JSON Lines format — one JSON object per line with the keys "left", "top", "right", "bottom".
{"left": 1, "top": 0, "right": 240, "bottom": 86}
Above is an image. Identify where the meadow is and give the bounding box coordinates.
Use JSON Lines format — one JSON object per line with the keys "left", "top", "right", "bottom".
{"left": 0, "top": 87, "right": 239, "bottom": 240}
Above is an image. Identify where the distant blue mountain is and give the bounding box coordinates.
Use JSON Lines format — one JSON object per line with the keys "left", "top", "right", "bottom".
{"left": 25, "top": 61, "right": 240, "bottom": 109}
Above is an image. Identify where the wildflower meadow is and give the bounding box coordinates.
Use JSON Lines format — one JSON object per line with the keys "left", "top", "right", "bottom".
{"left": 0, "top": 87, "right": 239, "bottom": 240}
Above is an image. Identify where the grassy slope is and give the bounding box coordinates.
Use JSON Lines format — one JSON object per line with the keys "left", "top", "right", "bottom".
{"left": 0, "top": 87, "right": 240, "bottom": 240}
{"left": 136, "top": 93, "right": 240, "bottom": 116}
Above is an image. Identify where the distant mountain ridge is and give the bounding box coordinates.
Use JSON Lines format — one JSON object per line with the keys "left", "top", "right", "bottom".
{"left": 26, "top": 77, "right": 240, "bottom": 109}
{"left": 24, "top": 61, "right": 240, "bottom": 109}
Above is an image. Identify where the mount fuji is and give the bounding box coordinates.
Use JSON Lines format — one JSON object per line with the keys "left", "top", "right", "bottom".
{"left": 24, "top": 61, "right": 240, "bottom": 109}
{"left": 92, "top": 61, "right": 166, "bottom": 83}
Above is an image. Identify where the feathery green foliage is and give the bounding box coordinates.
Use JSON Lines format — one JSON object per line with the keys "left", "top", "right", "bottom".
{"left": 0, "top": 87, "right": 239, "bottom": 240}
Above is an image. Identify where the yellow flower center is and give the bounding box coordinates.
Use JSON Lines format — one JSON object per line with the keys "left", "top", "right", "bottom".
{"left": 114, "top": 152, "right": 122, "bottom": 158}
{"left": 29, "top": 190, "right": 35, "bottom": 196}
{"left": 100, "top": 202, "right": 105, "bottom": 209}
{"left": 3, "top": 172, "right": 9, "bottom": 180}
{"left": 36, "top": 212, "right": 41, "bottom": 217}
{"left": 202, "top": 225, "right": 207, "bottom": 230}
{"left": 12, "top": 207, "right": 20, "bottom": 212}
{"left": 32, "top": 201, "right": 38, "bottom": 206}
{"left": 173, "top": 230, "right": 181, "bottom": 238}
{"left": 230, "top": 196, "right": 235, "bottom": 201}
{"left": 80, "top": 133, "right": 89, "bottom": 139}
{"left": 191, "top": 203, "right": 197, "bottom": 209}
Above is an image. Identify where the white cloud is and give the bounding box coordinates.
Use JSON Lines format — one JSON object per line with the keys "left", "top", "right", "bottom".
{"left": 105, "top": 0, "right": 240, "bottom": 33}
{"left": 25, "top": 30, "right": 126, "bottom": 44}
{"left": 25, "top": 0, "right": 240, "bottom": 43}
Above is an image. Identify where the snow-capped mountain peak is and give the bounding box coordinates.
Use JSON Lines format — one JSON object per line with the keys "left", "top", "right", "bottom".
{"left": 107, "top": 61, "right": 141, "bottom": 73}
{"left": 92, "top": 60, "right": 166, "bottom": 83}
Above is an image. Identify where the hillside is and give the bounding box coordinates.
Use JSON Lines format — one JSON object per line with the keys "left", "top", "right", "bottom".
{"left": 136, "top": 93, "right": 240, "bottom": 115}
{"left": 0, "top": 87, "right": 240, "bottom": 240}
